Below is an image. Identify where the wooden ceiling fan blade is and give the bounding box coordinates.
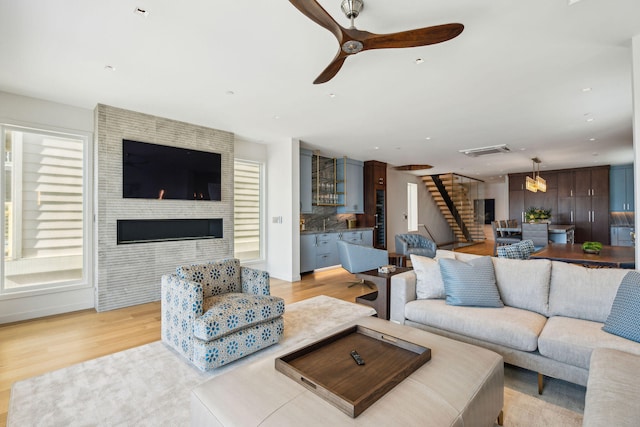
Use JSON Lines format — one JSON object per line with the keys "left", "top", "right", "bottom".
{"left": 363, "top": 23, "right": 464, "bottom": 50}
{"left": 313, "top": 51, "right": 349, "bottom": 84}
{"left": 289, "top": 0, "right": 345, "bottom": 42}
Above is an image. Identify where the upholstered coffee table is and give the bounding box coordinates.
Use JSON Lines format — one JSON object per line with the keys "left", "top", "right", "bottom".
{"left": 191, "top": 317, "right": 504, "bottom": 426}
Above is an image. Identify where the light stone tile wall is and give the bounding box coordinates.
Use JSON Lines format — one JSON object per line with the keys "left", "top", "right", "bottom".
{"left": 95, "top": 104, "right": 234, "bottom": 311}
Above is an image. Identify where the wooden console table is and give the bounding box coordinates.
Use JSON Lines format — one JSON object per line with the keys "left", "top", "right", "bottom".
{"left": 530, "top": 243, "right": 635, "bottom": 269}
{"left": 355, "top": 267, "right": 412, "bottom": 320}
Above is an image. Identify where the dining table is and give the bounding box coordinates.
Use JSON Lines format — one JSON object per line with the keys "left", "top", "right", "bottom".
{"left": 530, "top": 243, "right": 635, "bottom": 269}
{"left": 496, "top": 223, "right": 575, "bottom": 244}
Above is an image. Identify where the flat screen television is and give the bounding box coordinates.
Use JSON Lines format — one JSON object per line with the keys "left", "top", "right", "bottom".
{"left": 122, "top": 139, "right": 222, "bottom": 200}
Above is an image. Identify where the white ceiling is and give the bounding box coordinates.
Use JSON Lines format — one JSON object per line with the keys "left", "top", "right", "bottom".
{"left": 1, "top": 0, "right": 639, "bottom": 182}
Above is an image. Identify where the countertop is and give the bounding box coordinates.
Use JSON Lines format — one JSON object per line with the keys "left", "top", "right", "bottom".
{"left": 300, "top": 227, "right": 374, "bottom": 235}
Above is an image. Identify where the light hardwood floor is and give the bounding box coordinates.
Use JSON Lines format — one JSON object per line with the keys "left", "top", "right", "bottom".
{"left": 0, "top": 242, "right": 492, "bottom": 426}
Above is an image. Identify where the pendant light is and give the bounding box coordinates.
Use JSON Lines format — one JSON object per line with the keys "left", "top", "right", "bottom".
{"left": 526, "top": 157, "right": 546, "bottom": 193}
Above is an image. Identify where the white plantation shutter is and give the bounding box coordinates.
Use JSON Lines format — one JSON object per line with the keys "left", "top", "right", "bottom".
{"left": 21, "top": 133, "right": 83, "bottom": 258}
{"left": 234, "top": 160, "right": 262, "bottom": 261}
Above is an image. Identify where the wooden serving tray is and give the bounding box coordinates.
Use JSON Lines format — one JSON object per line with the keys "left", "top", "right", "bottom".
{"left": 275, "top": 324, "right": 431, "bottom": 417}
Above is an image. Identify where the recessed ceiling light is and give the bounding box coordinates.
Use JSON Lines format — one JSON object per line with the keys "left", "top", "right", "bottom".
{"left": 134, "top": 7, "right": 149, "bottom": 17}
{"left": 425, "top": 136, "right": 432, "bottom": 140}
{"left": 415, "top": 58, "right": 424, "bottom": 64}
{"left": 374, "top": 146, "right": 380, "bottom": 150}
{"left": 104, "top": 65, "right": 116, "bottom": 71}
{"left": 328, "top": 93, "right": 336, "bottom": 98}
{"left": 589, "top": 137, "right": 596, "bottom": 141}
{"left": 582, "top": 87, "right": 592, "bottom": 92}
{"left": 273, "top": 115, "right": 280, "bottom": 120}
{"left": 586, "top": 117, "right": 594, "bottom": 122}
{"left": 568, "top": 0, "right": 582, "bottom": 5}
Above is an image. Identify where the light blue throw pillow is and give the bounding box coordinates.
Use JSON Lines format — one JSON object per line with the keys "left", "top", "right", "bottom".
{"left": 439, "top": 256, "right": 504, "bottom": 307}
{"left": 603, "top": 271, "right": 640, "bottom": 343}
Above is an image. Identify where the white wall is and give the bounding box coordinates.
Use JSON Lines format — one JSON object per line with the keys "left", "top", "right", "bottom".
{"left": 386, "top": 168, "right": 453, "bottom": 252}
{"left": 478, "top": 180, "right": 509, "bottom": 239}
{"left": 0, "top": 92, "right": 95, "bottom": 323}
{"left": 266, "top": 138, "right": 299, "bottom": 282}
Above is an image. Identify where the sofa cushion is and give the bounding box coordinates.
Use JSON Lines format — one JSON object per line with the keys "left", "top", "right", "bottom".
{"left": 548, "top": 261, "right": 628, "bottom": 322}
{"left": 404, "top": 299, "right": 546, "bottom": 352}
{"left": 603, "top": 271, "right": 640, "bottom": 343}
{"left": 452, "top": 251, "right": 482, "bottom": 262}
{"left": 177, "top": 258, "right": 242, "bottom": 298}
{"left": 440, "top": 256, "right": 503, "bottom": 307}
{"left": 491, "top": 257, "right": 551, "bottom": 316}
{"left": 434, "top": 249, "right": 456, "bottom": 260}
{"left": 194, "top": 293, "right": 285, "bottom": 342}
{"left": 538, "top": 316, "right": 640, "bottom": 370}
{"left": 411, "top": 254, "right": 446, "bottom": 299}
{"left": 583, "top": 348, "right": 640, "bottom": 427}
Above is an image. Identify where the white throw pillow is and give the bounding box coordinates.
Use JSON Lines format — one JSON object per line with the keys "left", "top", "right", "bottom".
{"left": 411, "top": 254, "right": 446, "bottom": 299}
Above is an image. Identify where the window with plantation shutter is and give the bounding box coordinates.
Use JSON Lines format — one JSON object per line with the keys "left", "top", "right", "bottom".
{"left": 234, "top": 160, "right": 263, "bottom": 261}
{"left": 2, "top": 125, "right": 89, "bottom": 293}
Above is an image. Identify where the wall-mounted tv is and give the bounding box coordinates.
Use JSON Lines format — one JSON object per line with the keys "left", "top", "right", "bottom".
{"left": 122, "top": 139, "right": 222, "bottom": 200}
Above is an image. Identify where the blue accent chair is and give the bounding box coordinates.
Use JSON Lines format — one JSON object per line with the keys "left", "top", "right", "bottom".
{"left": 395, "top": 234, "right": 437, "bottom": 262}
{"left": 336, "top": 240, "right": 389, "bottom": 288}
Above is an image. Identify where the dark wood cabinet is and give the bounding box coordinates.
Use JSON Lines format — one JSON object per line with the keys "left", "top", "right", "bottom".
{"left": 574, "top": 167, "right": 609, "bottom": 243}
{"left": 509, "top": 166, "right": 610, "bottom": 244}
{"left": 357, "top": 161, "right": 387, "bottom": 249}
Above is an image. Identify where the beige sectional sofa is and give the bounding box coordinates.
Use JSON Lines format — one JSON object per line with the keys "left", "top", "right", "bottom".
{"left": 389, "top": 250, "right": 640, "bottom": 393}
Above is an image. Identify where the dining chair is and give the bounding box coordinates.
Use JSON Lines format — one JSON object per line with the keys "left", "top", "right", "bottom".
{"left": 521, "top": 222, "right": 549, "bottom": 251}
{"left": 499, "top": 219, "right": 522, "bottom": 239}
{"left": 492, "top": 220, "right": 522, "bottom": 256}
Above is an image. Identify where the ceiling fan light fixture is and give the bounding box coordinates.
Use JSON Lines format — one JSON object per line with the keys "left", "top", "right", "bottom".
{"left": 342, "top": 40, "right": 364, "bottom": 54}
{"left": 341, "top": 0, "right": 364, "bottom": 19}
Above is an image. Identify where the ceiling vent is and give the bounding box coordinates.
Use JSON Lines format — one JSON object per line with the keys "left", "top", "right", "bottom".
{"left": 459, "top": 144, "right": 511, "bottom": 157}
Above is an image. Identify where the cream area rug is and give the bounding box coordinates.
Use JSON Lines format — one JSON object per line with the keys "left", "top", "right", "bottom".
{"left": 8, "top": 295, "right": 584, "bottom": 427}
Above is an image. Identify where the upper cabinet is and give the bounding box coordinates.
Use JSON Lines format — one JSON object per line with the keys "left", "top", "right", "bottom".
{"left": 610, "top": 164, "right": 634, "bottom": 212}
{"left": 337, "top": 158, "right": 364, "bottom": 214}
{"left": 300, "top": 149, "right": 313, "bottom": 213}
{"left": 300, "top": 150, "right": 364, "bottom": 213}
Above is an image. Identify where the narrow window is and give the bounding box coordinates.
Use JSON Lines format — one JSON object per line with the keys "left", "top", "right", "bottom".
{"left": 234, "top": 159, "right": 263, "bottom": 261}
{"left": 407, "top": 182, "right": 418, "bottom": 232}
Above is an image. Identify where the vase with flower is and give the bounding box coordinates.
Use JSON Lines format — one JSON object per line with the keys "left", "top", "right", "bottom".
{"left": 525, "top": 207, "right": 551, "bottom": 223}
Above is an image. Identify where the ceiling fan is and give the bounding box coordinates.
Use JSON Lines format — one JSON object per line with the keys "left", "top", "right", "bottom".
{"left": 289, "top": 0, "right": 464, "bottom": 84}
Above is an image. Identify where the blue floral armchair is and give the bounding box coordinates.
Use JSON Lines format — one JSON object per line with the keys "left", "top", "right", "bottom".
{"left": 161, "top": 258, "right": 284, "bottom": 371}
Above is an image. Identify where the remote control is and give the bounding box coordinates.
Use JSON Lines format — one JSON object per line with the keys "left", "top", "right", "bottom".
{"left": 350, "top": 350, "right": 365, "bottom": 365}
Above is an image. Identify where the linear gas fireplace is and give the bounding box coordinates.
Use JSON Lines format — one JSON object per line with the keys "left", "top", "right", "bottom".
{"left": 117, "top": 218, "right": 223, "bottom": 244}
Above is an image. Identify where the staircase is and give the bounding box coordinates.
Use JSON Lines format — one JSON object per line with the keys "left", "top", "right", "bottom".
{"left": 422, "top": 173, "right": 485, "bottom": 244}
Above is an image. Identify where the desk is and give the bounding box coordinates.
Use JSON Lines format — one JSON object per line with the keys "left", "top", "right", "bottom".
{"left": 530, "top": 243, "right": 635, "bottom": 269}
{"left": 355, "top": 267, "right": 412, "bottom": 320}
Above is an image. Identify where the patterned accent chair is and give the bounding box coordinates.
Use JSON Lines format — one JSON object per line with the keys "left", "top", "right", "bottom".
{"left": 161, "top": 258, "right": 285, "bottom": 371}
